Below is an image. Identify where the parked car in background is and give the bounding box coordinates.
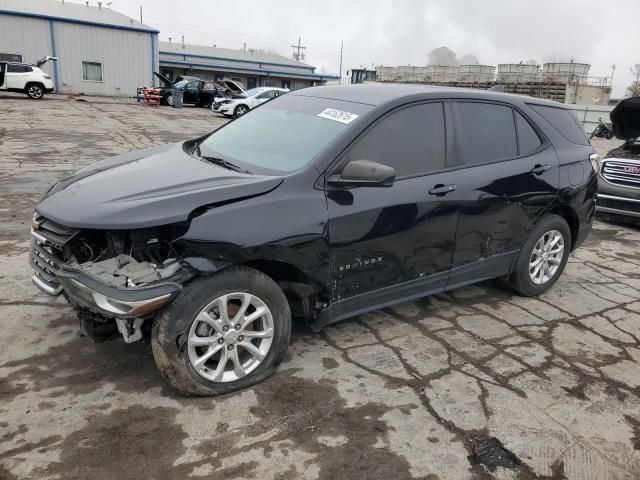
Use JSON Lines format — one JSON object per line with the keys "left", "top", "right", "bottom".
{"left": 29, "top": 85, "right": 596, "bottom": 396}
{"left": 213, "top": 87, "right": 289, "bottom": 117}
{"left": 0, "top": 59, "right": 55, "bottom": 99}
{"left": 153, "top": 73, "right": 245, "bottom": 107}
{"left": 594, "top": 96, "right": 640, "bottom": 223}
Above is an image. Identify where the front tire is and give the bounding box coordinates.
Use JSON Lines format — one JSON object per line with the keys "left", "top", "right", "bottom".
{"left": 26, "top": 83, "right": 44, "bottom": 99}
{"left": 507, "top": 214, "right": 571, "bottom": 296}
{"left": 152, "top": 266, "right": 291, "bottom": 396}
{"left": 164, "top": 93, "right": 174, "bottom": 106}
{"left": 234, "top": 104, "right": 249, "bottom": 117}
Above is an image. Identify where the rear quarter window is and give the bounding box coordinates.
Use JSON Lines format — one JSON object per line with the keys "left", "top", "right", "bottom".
{"left": 528, "top": 104, "right": 589, "bottom": 146}
{"left": 7, "top": 64, "right": 32, "bottom": 73}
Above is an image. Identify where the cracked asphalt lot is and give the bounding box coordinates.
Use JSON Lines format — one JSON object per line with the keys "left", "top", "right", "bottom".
{"left": 1, "top": 94, "right": 640, "bottom": 480}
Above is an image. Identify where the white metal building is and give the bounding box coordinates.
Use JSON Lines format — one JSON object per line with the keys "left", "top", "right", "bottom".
{"left": 158, "top": 41, "right": 340, "bottom": 91}
{"left": 0, "top": 0, "right": 158, "bottom": 96}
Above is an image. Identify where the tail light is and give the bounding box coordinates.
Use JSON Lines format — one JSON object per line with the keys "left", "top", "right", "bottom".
{"left": 43, "top": 74, "right": 51, "bottom": 79}
{"left": 589, "top": 153, "right": 602, "bottom": 173}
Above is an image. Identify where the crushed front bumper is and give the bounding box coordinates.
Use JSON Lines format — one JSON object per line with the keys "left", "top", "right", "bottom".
{"left": 29, "top": 227, "right": 181, "bottom": 318}
{"left": 54, "top": 268, "right": 181, "bottom": 318}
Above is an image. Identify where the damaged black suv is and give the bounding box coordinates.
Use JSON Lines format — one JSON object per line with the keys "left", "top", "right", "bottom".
{"left": 30, "top": 85, "right": 596, "bottom": 396}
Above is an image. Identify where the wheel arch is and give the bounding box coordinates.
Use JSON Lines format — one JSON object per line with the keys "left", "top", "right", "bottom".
{"left": 241, "top": 259, "right": 322, "bottom": 323}
{"left": 546, "top": 205, "right": 579, "bottom": 250}
{"left": 25, "top": 81, "right": 45, "bottom": 90}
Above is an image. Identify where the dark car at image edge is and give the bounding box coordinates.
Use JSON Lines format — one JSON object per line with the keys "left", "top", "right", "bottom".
{"left": 593, "top": 96, "right": 640, "bottom": 222}
{"left": 29, "top": 84, "right": 597, "bottom": 396}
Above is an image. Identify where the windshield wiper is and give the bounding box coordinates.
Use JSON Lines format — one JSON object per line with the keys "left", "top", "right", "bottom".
{"left": 202, "top": 155, "right": 246, "bottom": 172}
{"left": 191, "top": 143, "right": 249, "bottom": 173}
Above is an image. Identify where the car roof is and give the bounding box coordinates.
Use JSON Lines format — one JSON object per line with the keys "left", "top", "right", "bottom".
{"left": 290, "top": 83, "right": 567, "bottom": 109}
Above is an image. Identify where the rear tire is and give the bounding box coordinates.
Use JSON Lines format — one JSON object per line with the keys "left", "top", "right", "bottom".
{"left": 507, "top": 214, "right": 571, "bottom": 296}
{"left": 151, "top": 266, "right": 291, "bottom": 396}
{"left": 26, "top": 83, "right": 44, "bottom": 99}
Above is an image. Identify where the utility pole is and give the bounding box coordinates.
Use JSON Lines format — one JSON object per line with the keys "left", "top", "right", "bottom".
{"left": 290, "top": 37, "right": 306, "bottom": 61}
{"left": 339, "top": 40, "right": 343, "bottom": 84}
{"left": 610, "top": 64, "right": 616, "bottom": 88}
{"left": 139, "top": 5, "right": 142, "bottom": 23}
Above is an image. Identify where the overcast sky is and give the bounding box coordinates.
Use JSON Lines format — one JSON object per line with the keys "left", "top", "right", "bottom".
{"left": 116, "top": 0, "right": 639, "bottom": 97}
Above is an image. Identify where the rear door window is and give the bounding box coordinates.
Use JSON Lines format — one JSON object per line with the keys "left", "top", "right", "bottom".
{"left": 528, "top": 104, "right": 589, "bottom": 146}
{"left": 515, "top": 111, "right": 542, "bottom": 155}
{"left": 345, "top": 102, "right": 446, "bottom": 177}
{"left": 454, "top": 102, "right": 518, "bottom": 165}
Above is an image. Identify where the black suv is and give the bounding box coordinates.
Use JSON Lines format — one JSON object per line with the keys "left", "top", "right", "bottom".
{"left": 594, "top": 96, "right": 640, "bottom": 222}
{"left": 30, "top": 85, "right": 596, "bottom": 396}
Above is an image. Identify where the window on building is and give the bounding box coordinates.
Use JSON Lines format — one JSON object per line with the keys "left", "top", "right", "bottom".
{"left": 345, "top": 103, "right": 446, "bottom": 178}
{"left": 82, "top": 61, "right": 103, "bottom": 82}
{"left": 0, "top": 53, "right": 23, "bottom": 62}
{"left": 7, "top": 64, "right": 33, "bottom": 73}
{"left": 515, "top": 111, "right": 542, "bottom": 156}
{"left": 455, "top": 102, "right": 518, "bottom": 165}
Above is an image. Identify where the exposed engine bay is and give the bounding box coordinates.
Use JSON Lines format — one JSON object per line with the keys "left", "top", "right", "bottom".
{"left": 73, "top": 254, "right": 182, "bottom": 288}
{"left": 32, "top": 220, "right": 192, "bottom": 344}
{"left": 605, "top": 138, "right": 640, "bottom": 160}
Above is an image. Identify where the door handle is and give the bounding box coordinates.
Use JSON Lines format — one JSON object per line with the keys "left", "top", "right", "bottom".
{"left": 428, "top": 184, "right": 456, "bottom": 196}
{"left": 530, "top": 164, "right": 551, "bottom": 174}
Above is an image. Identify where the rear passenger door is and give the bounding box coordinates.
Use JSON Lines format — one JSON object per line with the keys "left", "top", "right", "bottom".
{"left": 6, "top": 64, "right": 32, "bottom": 89}
{"left": 448, "top": 101, "right": 559, "bottom": 284}
{"left": 183, "top": 81, "right": 200, "bottom": 105}
{"left": 326, "top": 102, "right": 459, "bottom": 301}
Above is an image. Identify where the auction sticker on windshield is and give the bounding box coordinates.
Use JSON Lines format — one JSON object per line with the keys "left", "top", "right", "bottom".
{"left": 317, "top": 108, "right": 359, "bottom": 124}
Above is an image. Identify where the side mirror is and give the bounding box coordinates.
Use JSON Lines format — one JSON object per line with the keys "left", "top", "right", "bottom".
{"left": 327, "top": 159, "right": 396, "bottom": 188}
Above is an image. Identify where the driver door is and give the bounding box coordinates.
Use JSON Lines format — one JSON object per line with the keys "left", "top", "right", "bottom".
{"left": 326, "top": 102, "right": 459, "bottom": 302}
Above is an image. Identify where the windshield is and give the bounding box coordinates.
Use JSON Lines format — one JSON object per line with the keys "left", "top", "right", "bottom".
{"left": 244, "top": 88, "right": 264, "bottom": 97}
{"left": 198, "top": 94, "right": 371, "bottom": 173}
{"left": 173, "top": 80, "right": 189, "bottom": 88}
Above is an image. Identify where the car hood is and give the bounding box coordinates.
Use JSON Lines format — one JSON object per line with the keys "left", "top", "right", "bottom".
{"left": 610, "top": 96, "right": 640, "bottom": 139}
{"left": 36, "top": 143, "right": 283, "bottom": 229}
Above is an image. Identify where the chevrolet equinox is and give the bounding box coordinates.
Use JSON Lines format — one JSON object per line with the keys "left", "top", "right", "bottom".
{"left": 30, "top": 85, "right": 597, "bottom": 396}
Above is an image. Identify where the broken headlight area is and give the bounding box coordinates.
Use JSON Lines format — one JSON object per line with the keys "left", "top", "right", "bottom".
{"left": 30, "top": 217, "right": 193, "bottom": 342}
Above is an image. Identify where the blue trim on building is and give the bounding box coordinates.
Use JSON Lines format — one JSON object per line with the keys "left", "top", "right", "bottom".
{"left": 160, "top": 59, "right": 340, "bottom": 80}
{"left": 0, "top": 9, "right": 159, "bottom": 33}
{"left": 48, "top": 19, "right": 60, "bottom": 92}
{"left": 151, "top": 33, "right": 158, "bottom": 87}
{"left": 159, "top": 50, "right": 314, "bottom": 72}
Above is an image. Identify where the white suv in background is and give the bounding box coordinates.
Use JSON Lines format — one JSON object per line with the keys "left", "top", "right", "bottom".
{"left": 213, "top": 87, "right": 289, "bottom": 117}
{"left": 0, "top": 62, "right": 55, "bottom": 99}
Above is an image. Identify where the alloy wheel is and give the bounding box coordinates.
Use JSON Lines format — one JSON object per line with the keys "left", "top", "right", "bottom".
{"left": 187, "top": 292, "right": 274, "bottom": 383}
{"left": 529, "top": 229, "right": 564, "bottom": 285}
{"left": 236, "top": 106, "right": 248, "bottom": 116}
{"left": 28, "top": 85, "right": 43, "bottom": 99}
